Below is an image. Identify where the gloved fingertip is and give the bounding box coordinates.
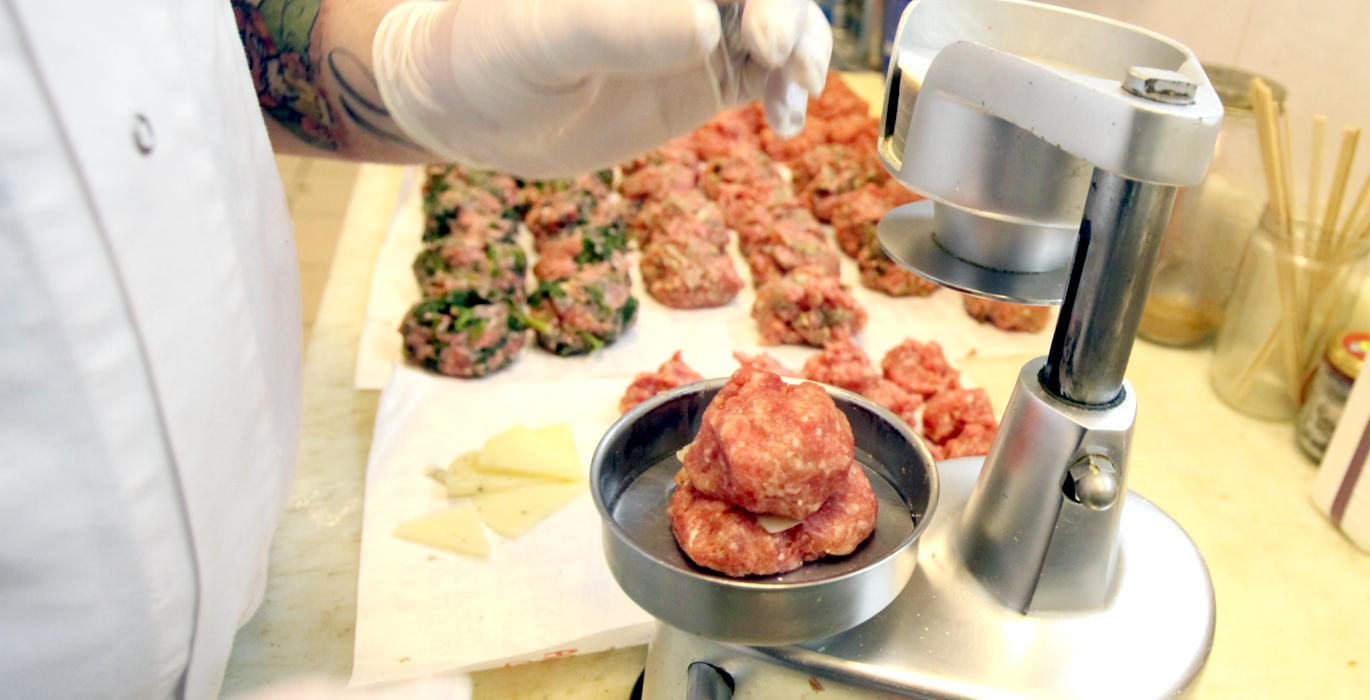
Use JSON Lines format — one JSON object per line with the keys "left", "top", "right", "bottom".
{"left": 743, "top": 0, "right": 807, "bottom": 67}
{"left": 765, "top": 78, "right": 809, "bottom": 138}
{"left": 693, "top": 0, "right": 722, "bottom": 52}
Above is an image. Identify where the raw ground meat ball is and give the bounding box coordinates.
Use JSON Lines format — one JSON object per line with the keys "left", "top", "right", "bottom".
{"left": 639, "top": 214, "right": 731, "bottom": 252}
{"left": 801, "top": 340, "right": 879, "bottom": 393}
{"left": 640, "top": 238, "right": 744, "bottom": 309}
{"left": 682, "top": 368, "right": 854, "bottom": 520}
{"left": 794, "top": 464, "right": 878, "bottom": 559}
{"left": 620, "top": 161, "right": 698, "bottom": 203}
{"left": 733, "top": 200, "right": 822, "bottom": 253}
{"left": 688, "top": 107, "right": 765, "bottom": 160}
{"left": 922, "top": 388, "right": 999, "bottom": 460}
{"left": 700, "top": 149, "right": 784, "bottom": 201}
{"left": 937, "top": 422, "right": 997, "bottom": 460}
{"left": 618, "top": 351, "right": 705, "bottom": 414}
{"left": 523, "top": 172, "right": 624, "bottom": 246}
{"left": 808, "top": 72, "right": 871, "bottom": 121}
{"left": 622, "top": 137, "right": 700, "bottom": 173}
{"left": 759, "top": 121, "right": 829, "bottom": 162}
{"left": 963, "top": 295, "right": 1053, "bottom": 332}
{"left": 856, "top": 240, "right": 941, "bottom": 297}
{"left": 412, "top": 236, "right": 527, "bottom": 301}
{"left": 526, "top": 268, "right": 638, "bottom": 356}
{"left": 531, "top": 223, "right": 629, "bottom": 280}
{"left": 732, "top": 350, "right": 798, "bottom": 377}
{"left": 422, "top": 183, "right": 517, "bottom": 243}
{"left": 668, "top": 463, "right": 878, "bottom": 577}
{"left": 881, "top": 179, "right": 921, "bottom": 207}
{"left": 882, "top": 338, "right": 961, "bottom": 399}
{"left": 717, "top": 182, "right": 797, "bottom": 234}
{"left": 630, "top": 191, "right": 727, "bottom": 247}
{"left": 668, "top": 477, "right": 805, "bottom": 577}
{"left": 744, "top": 229, "right": 842, "bottom": 286}
{"left": 399, "top": 290, "right": 526, "bottom": 378}
{"left": 922, "top": 387, "right": 998, "bottom": 443}
{"left": 751, "top": 266, "right": 868, "bottom": 348}
{"left": 424, "top": 164, "right": 526, "bottom": 213}
{"left": 823, "top": 113, "right": 881, "bottom": 154}
{"left": 792, "top": 146, "right": 885, "bottom": 222}
{"left": 860, "top": 378, "right": 922, "bottom": 428}
{"left": 830, "top": 183, "right": 889, "bottom": 258}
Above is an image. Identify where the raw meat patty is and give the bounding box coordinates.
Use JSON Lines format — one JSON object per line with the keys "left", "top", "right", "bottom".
{"left": 668, "top": 477, "right": 804, "bottom": 577}
{"left": 801, "top": 340, "right": 879, "bottom": 393}
{"left": 399, "top": 290, "right": 526, "bottom": 378}
{"left": 794, "top": 463, "right": 878, "bottom": 559}
{"left": 963, "top": 295, "right": 1052, "bottom": 332}
{"left": 669, "top": 463, "right": 878, "bottom": 577}
{"left": 619, "top": 351, "right": 704, "bottom": 414}
{"left": 922, "top": 387, "right": 998, "bottom": 444}
{"left": 640, "top": 238, "right": 743, "bottom": 309}
{"left": 752, "top": 266, "right": 868, "bottom": 348}
{"left": 682, "top": 368, "right": 854, "bottom": 520}
{"left": 732, "top": 350, "right": 798, "bottom": 377}
{"left": 881, "top": 338, "right": 961, "bottom": 399}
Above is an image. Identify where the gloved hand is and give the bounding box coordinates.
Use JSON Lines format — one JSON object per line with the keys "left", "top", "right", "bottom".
{"left": 373, "top": 0, "right": 831, "bottom": 178}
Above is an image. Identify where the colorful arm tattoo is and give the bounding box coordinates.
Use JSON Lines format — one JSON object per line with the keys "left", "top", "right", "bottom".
{"left": 233, "top": 0, "right": 422, "bottom": 154}
{"left": 234, "top": 0, "right": 341, "bottom": 150}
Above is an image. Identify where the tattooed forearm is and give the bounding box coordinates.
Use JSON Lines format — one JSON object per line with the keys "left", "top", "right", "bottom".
{"left": 233, "top": 0, "right": 341, "bottom": 151}
{"left": 327, "top": 48, "right": 421, "bottom": 149}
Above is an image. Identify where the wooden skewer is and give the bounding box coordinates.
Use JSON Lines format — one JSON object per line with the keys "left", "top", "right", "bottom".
{"left": 1306, "top": 115, "right": 1326, "bottom": 253}
{"left": 1251, "top": 79, "right": 1290, "bottom": 236}
{"left": 1321, "top": 127, "right": 1360, "bottom": 254}
{"left": 1279, "top": 105, "right": 1297, "bottom": 239}
{"left": 1340, "top": 169, "right": 1370, "bottom": 252}
{"left": 1242, "top": 78, "right": 1305, "bottom": 396}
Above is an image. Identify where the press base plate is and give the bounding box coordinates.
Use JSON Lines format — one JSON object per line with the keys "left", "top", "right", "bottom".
{"left": 877, "top": 200, "right": 1072, "bottom": 306}
{"left": 641, "top": 456, "right": 1215, "bottom": 699}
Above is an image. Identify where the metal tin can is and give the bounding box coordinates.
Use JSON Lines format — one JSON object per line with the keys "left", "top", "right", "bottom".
{"left": 1298, "top": 331, "right": 1369, "bottom": 460}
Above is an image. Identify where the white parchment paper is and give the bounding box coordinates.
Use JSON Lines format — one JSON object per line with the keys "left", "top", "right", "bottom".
{"left": 350, "top": 366, "right": 656, "bottom": 688}
{"left": 352, "top": 167, "right": 1058, "bottom": 390}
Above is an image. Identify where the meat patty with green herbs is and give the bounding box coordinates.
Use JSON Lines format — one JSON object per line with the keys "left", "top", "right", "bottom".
{"left": 399, "top": 290, "right": 527, "bottom": 378}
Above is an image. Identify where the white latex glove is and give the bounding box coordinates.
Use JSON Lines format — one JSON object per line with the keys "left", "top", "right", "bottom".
{"left": 373, "top": 0, "right": 831, "bottom": 178}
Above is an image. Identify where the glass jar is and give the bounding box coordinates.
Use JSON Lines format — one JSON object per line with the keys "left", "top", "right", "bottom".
{"left": 1210, "top": 215, "right": 1370, "bottom": 421}
{"left": 1139, "top": 65, "right": 1286, "bottom": 347}
{"left": 1297, "top": 331, "right": 1368, "bottom": 460}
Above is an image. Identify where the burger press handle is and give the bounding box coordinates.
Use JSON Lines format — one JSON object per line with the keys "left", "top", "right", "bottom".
{"left": 876, "top": 0, "right": 1222, "bottom": 615}
{"left": 686, "top": 662, "right": 735, "bottom": 700}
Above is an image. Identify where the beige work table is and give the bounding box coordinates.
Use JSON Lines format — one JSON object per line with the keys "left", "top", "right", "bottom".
{"left": 223, "top": 163, "right": 1370, "bottom": 699}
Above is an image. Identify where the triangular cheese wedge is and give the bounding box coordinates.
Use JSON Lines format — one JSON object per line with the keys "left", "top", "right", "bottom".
{"left": 441, "top": 452, "right": 553, "bottom": 496}
{"left": 476, "top": 424, "right": 581, "bottom": 481}
{"left": 530, "top": 423, "right": 583, "bottom": 480}
{"left": 473, "top": 481, "right": 587, "bottom": 539}
{"left": 393, "top": 501, "right": 490, "bottom": 557}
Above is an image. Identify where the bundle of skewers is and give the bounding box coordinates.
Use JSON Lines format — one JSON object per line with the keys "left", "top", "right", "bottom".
{"left": 1233, "top": 77, "right": 1370, "bottom": 407}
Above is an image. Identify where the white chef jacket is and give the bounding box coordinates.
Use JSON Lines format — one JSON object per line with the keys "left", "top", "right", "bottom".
{"left": 1, "top": 1, "right": 301, "bottom": 698}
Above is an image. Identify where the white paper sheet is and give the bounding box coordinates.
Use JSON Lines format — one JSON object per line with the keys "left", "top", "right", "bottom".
{"left": 352, "top": 168, "right": 1058, "bottom": 390}
{"left": 350, "top": 366, "right": 656, "bottom": 688}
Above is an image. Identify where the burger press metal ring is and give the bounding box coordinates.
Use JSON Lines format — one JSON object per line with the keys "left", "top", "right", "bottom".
{"left": 591, "top": 377, "right": 939, "bottom": 646}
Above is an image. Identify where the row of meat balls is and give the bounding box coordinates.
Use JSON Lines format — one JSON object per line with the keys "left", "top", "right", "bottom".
{"left": 400, "top": 167, "right": 639, "bottom": 378}
{"left": 621, "top": 336, "right": 997, "bottom": 463}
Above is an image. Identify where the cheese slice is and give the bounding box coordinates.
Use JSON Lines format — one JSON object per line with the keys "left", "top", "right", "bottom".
{"left": 476, "top": 424, "right": 581, "bottom": 481}
{"left": 393, "top": 501, "right": 490, "bottom": 557}
{"left": 473, "top": 481, "right": 587, "bottom": 539}
{"left": 530, "top": 423, "right": 583, "bottom": 479}
{"left": 440, "top": 451, "right": 552, "bottom": 497}
{"left": 756, "top": 514, "right": 801, "bottom": 534}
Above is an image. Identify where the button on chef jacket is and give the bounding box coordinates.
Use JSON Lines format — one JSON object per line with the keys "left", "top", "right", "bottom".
{"left": 1, "top": 2, "right": 301, "bottom": 698}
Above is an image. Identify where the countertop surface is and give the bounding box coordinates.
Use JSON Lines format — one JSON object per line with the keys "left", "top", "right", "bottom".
{"left": 224, "top": 152, "right": 1370, "bottom": 698}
